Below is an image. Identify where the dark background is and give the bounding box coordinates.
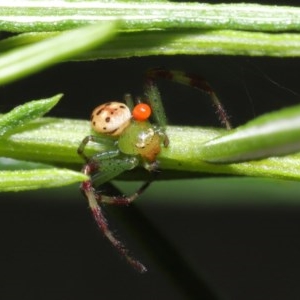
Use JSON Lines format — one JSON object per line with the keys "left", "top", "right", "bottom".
{"left": 2, "top": 14, "right": 300, "bottom": 300}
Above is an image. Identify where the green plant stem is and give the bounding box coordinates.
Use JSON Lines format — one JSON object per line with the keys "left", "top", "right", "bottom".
{"left": 1, "top": 3, "right": 300, "bottom": 58}
{"left": 1, "top": 2, "right": 300, "bottom": 33}
{"left": 1, "top": 117, "right": 300, "bottom": 182}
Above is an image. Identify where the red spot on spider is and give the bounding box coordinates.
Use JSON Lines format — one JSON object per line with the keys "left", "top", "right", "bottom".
{"left": 132, "top": 103, "right": 151, "bottom": 121}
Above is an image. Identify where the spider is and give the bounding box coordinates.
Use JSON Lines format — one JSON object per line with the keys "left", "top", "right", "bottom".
{"left": 78, "top": 68, "right": 231, "bottom": 273}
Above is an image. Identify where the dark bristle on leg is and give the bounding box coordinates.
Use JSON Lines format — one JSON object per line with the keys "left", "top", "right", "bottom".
{"left": 146, "top": 67, "right": 232, "bottom": 130}
{"left": 81, "top": 164, "right": 148, "bottom": 273}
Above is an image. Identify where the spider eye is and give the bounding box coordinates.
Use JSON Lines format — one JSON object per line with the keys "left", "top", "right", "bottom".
{"left": 132, "top": 103, "right": 152, "bottom": 121}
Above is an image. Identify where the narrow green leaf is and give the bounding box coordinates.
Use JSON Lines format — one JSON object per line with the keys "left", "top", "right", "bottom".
{"left": 199, "top": 105, "right": 300, "bottom": 163}
{"left": 0, "top": 32, "right": 59, "bottom": 52}
{"left": 0, "top": 94, "right": 62, "bottom": 137}
{"left": 0, "top": 21, "right": 118, "bottom": 85}
{"left": 0, "top": 168, "right": 87, "bottom": 192}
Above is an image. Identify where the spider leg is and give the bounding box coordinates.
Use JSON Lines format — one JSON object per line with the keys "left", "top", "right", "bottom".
{"left": 77, "top": 135, "right": 116, "bottom": 162}
{"left": 146, "top": 67, "right": 232, "bottom": 130}
{"left": 90, "top": 155, "right": 155, "bottom": 205}
{"left": 99, "top": 180, "right": 152, "bottom": 205}
{"left": 81, "top": 177, "right": 147, "bottom": 273}
{"left": 81, "top": 156, "right": 149, "bottom": 273}
{"left": 141, "top": 81, "right": 169, "bottom": 148}
{"left": 143, "top": 74, "right": 167, "bottom": 130}
{"left": 123, "top": 93, "right": 135, "bottom": 110}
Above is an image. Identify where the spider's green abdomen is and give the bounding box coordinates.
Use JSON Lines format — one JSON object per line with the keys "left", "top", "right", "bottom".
{"left": 118, "top": 120, "right": 161, "bottom": 162}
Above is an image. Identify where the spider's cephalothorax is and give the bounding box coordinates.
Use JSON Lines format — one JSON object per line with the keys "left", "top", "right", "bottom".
{"left": 78, "top": 68, "right": 231, "bottom": 273}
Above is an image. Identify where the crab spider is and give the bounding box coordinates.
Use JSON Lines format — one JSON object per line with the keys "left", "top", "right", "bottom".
{"left": 78, "top": 68, "right": 231, "bottom": 273}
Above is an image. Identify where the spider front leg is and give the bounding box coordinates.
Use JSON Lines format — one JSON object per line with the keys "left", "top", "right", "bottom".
{"left": 141, "top": 80, "right": 169, "bottom": 147}
{"left": 77, "top": 134, "right": 117, "bottom": 162}
{"left": 146, "top": 67, "right": 232, "bottom": 130}
{"left": 80, "top": 154, "right": 149, "bottom": 273}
